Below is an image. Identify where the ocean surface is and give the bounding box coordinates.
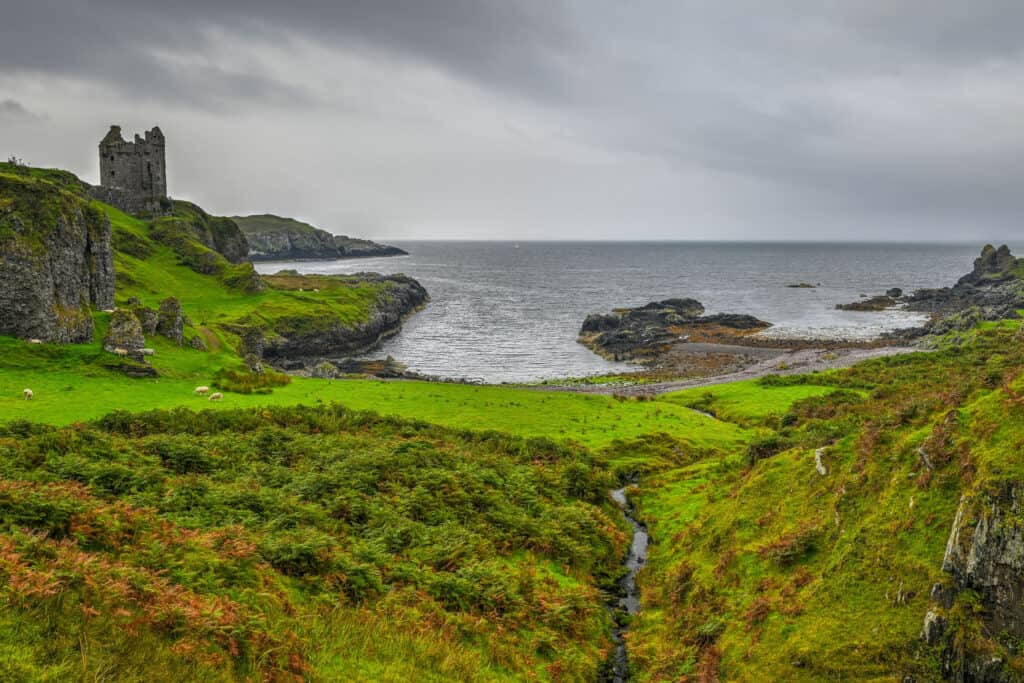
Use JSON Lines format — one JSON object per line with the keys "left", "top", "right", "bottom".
{"left": 255, "top": 242, "right": 1002, "bottom": 383}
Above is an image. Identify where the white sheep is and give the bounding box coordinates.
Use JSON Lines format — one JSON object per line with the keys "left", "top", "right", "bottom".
{"left": 313, "top": 288, "right": 320, "bottom": 293}
{"left": 208, "top": 392, "right": 223, "bottom": 401}
{"left": 140, "top": 348, "right": 155, "bottom": 356}
{"left": 194, "top": 386, "right": 210, "bottom": 395}
{"left": 28, "top": 339, "right": 42, "bottom": 345}
{"left": 23, "top": 388, "right": 33, "bottom": 400}
{"left": 102, "top": 309, "right": 116, "bottom": 314}
{"left": 114, "top": 348, "right": 129, "bottom": 357}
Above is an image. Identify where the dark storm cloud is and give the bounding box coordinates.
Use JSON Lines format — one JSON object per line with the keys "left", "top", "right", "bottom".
{"left": 1, "top": 1, "right": 1023, "bottom": 239}
{"left": 0, "top": 1, "right": 577, "bottom": 109}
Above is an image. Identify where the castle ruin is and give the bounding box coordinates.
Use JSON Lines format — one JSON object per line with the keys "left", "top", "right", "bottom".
{"left": 90, "top": 125, "right": 169, "bottom": 215}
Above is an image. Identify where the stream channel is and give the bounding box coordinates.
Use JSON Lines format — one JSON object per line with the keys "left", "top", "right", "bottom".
{"left": 604, "top": 486, "right": 650, "bottom": 682}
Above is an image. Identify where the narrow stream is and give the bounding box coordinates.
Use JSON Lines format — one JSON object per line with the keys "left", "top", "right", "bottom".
{"left": 606, "top": 486, "right": 650, "bottom": 682}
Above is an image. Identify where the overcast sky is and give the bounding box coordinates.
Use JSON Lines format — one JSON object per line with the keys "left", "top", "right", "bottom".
{"left": 2, "top": 1, "right": 1023, "bottom": 241}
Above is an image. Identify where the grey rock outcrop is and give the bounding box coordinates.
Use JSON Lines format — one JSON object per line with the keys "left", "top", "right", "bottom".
{"left": 922, "top": 485, "right": 1024, "bottom": 681}
{"left": 0, "top": 174, "right": 115, "bottom": 343}
{"left": 906, "top": 245, "right": 1024, "bottom": 320}
{"left": 578, "top": 298, "right": 770, "bottom": 361}
{"left": 103, "top": 309, "right": 145, "bottom": 351}
{"left": 189, "top": 335, "right": 208, "bottom": 351}
{"left": 311, "top": 361, "right": 339, "bottom": 379}
{"left": 156, "top": 297, "right": 184, "bottom": 344}
{"left": 233, "top": 214, "right": 407, "bottom": 261}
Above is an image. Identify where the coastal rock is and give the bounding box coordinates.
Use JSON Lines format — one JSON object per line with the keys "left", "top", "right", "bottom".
{"left": 0, "top": 173, "right": 115, "bottom": 343}
{"left": 837, "top": 295, "right": 898, "bottom": 312}
{"left": 958, "top": 244, "right": 1018, "bottom": 287}
{"left": 257, "top": 273, "right": 428, "bottom": 362}
{"left": 841, "top": 246, "right": 1024, "bottom": 333}
{"left": 578, "top": 298, "right": 770, "bottom": 361}
{"left": 156, "top": 296, "right": 184, "bottom": 344}
{"left": 103, "top": 309, "right": 145, "bottom": 352}
{"left": 233, "top": 214, "right": 407, "bottom": 261}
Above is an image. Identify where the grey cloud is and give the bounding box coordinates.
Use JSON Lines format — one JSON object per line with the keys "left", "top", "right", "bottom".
{"left": 0, "top": 99, "right": 43, "bottom": 122}
{"left": 1, "top": 1, "right": 1023, "bottom": 240}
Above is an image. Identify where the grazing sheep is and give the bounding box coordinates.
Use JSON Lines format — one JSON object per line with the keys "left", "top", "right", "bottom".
{"left": 28, "top": 339, "right": 42, "bottom": 344}
{"left": 313, "top": 288, "right": 320, "bottom": 293}
{"left": 194, "top": 386, "right": 209, "bottom": 395}
{"left": 140, "top": 348, "right": 155, "bottom": 356}
{"left": 102, "top": 308, "right": 116, "bottom": 314}
{"left": 114, "top": 348, "right": 129, "bottom": 357}
{"left": 208, "top": 392, "right": 223, "bottom": 402}
{"left": 23, "top": 388, "right": 33, "bottom": 400}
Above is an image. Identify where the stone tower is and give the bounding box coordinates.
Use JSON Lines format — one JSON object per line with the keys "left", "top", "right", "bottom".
{"left": 94, "top": 125, "right": 168, "bottom": 215}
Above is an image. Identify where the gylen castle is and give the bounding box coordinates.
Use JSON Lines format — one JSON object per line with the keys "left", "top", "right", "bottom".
{"left": 89, "top": 125, "right": 169, "bottom": 216}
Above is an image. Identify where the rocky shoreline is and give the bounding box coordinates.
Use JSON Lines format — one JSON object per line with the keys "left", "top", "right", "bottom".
{"left": 256, "top": 273, "right": 429, "bottom": 369}
{"left": 234, "top": 214, "right": 407, "bottom": 261}
{"left": 841, "top": 244, "right": 1024, "bottom": 333}
{"left": 566, "top": 245, "right": 1023, "bottom": 388}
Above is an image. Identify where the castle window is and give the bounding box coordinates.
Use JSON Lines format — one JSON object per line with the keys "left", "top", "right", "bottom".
{"left": 110, "top": 171, "right": 115, "bottom": 177}
{"left": 109, "top": 155, "right": 114, "bottom": 161}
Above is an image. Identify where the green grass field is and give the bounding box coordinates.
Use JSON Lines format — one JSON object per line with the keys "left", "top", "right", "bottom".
{"left": 0, "top": 335, "right": 743, "bottom": 452}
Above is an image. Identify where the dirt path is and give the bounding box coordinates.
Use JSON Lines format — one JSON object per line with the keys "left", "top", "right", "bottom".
{"left": 541, "top": 344, "right": 920, "bottom": 396}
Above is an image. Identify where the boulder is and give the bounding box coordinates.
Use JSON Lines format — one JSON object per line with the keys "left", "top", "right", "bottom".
{"left": 133, "top": 306, "right": 159, "bottom": 335}
{"left": 103, "top": 309, "right": 145, "bottom": 352}
{"left": 156, "top": 296, "right": 184, "bottom": 344}
{"left": 188, "top": 335, "right": 208, "bottom": 351}
{"left": 311, "top": 361, "right": 338, "bottom": 379}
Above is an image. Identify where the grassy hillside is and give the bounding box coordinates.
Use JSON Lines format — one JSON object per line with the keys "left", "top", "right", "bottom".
{"left": 626, "top": 326, "right": 1024, "bottom": 681}
{"left": 231, "top": 214, "right": 322, "bottom": 235}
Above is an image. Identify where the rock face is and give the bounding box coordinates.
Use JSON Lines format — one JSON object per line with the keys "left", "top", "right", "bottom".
{"left": 0, "top": 173, "right": 115, "bottom": 343}
{"left": 922, "top": 485, "right": 1024, "bottom": 681}
{"left": 233, "top": 214, "right": 407, "bottom": 261}
{"left": 156, "top": 297, "right": 184, "bottom": 345}
{"left": 840, "top": 246, "right": 1024, "bottom": 331}
{"left": 103, "top": 309, "right": 145, "bottom": 351}
{"left": 258, "top": 273, "right": 428, "bottom": 362}
{"left": 579, "top": 298, "right": 770, "bottom": 361}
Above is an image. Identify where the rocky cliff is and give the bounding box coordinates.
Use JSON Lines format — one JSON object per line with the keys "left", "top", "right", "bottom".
{"left": 233, "top": 214, "right": 407, "bottom": 261}
{"left": 0, "top": 170, "right": 114, "bottom": 342}
{"left": 250, "top": 273, "right": 428, "bottom": 364}
{"left": 922, "top": 484, "right": 1024, "bottom": 682}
